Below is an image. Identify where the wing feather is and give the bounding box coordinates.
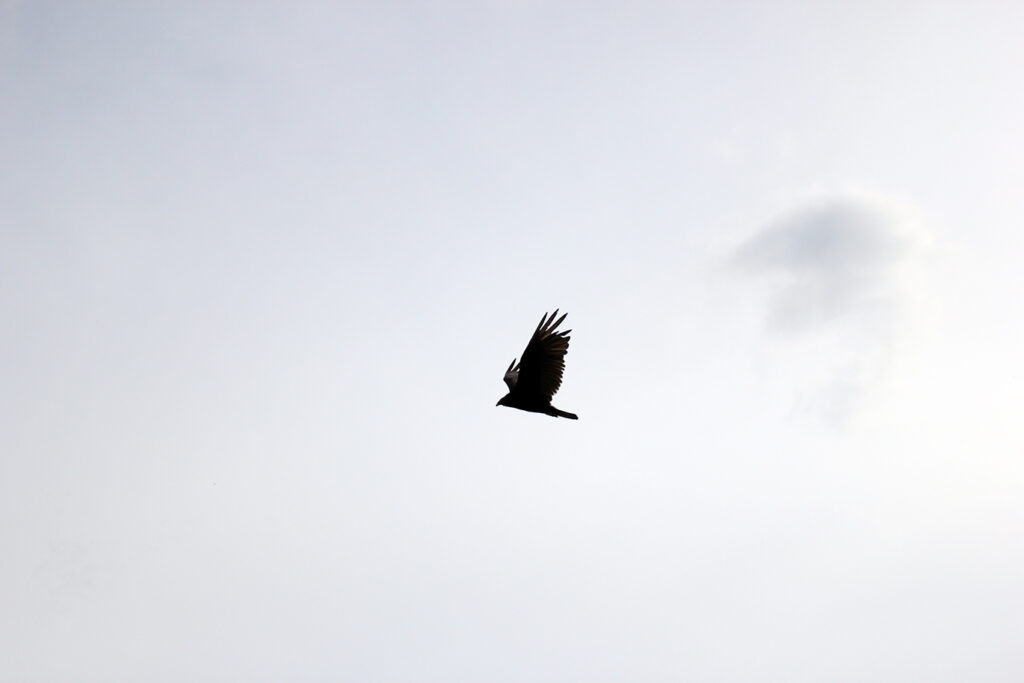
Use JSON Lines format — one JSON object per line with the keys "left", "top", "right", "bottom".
{"left": 503, "top": 358, "right": 520, "bottom": 391}
{"left": 515, "top": 309, "right": 572, "bottom": 402}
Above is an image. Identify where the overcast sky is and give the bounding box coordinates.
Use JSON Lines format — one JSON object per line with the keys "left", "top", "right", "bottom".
{"left": 2, "top": 2, "right": 1023, "bottom": 681}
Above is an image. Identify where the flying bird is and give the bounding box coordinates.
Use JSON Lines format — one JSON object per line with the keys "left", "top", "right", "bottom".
{"left": 496, "top": 310, "right": 578, "bottom": 419}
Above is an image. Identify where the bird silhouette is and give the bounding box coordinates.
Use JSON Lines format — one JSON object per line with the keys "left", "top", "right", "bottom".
{"left": 496, "top": 310, "right": 578, "bottom": 419}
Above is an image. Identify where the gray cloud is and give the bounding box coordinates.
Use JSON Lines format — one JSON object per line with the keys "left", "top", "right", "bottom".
{"left": 734, "top": 191, "right": 930, "bottom": 422}
{"left": 735, "top": 193, "right": 922, "bottom": 332}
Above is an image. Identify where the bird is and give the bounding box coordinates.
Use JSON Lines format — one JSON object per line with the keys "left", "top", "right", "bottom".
{"left": 496, "top": 309, "right": 578, "bottom": 419}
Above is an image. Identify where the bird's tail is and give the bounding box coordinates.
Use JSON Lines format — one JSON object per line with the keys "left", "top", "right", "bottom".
{"left": 552, "top": 408, "right": 578, "bottom": 420}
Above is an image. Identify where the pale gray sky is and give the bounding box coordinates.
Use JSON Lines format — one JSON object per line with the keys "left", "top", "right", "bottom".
{"left": 2, "top": 2, "right": 1023, "bottom": 681}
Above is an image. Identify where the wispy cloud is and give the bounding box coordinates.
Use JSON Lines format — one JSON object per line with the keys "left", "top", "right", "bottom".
{"left": 734, "top": 190, "right": 931, "bottom": 423}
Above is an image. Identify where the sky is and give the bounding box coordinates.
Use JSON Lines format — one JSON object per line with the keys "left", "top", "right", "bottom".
{"left": 2, "top": 1, "right": 1023, "bottom": 681}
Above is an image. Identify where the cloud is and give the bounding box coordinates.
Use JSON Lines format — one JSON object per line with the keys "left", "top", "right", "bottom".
{"left": 733, "top": 190, "right": 931, "bottom": 423}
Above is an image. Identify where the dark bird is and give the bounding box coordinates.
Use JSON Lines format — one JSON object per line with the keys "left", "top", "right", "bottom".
{"left": 496, "top": 310, "right": 578, "bottom": 419}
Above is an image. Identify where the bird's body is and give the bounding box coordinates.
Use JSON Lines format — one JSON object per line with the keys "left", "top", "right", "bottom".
{"left": 496, "top": 310, "right": 578, "bottom": 419}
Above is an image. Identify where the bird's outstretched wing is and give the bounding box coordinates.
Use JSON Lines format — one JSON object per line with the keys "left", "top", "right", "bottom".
{"left": 516, "top": 309, "right": 571, "bottom": 401}
{"left": 503, "top": 359, "right": 520, "bottom": 391}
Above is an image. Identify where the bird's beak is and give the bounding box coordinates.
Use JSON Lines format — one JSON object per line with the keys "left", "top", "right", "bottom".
{"left": 495, "top": 400, "right": 501, "bottom": 406}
